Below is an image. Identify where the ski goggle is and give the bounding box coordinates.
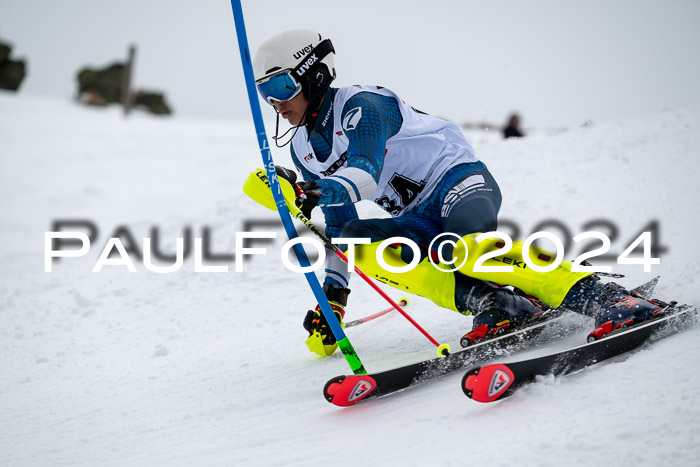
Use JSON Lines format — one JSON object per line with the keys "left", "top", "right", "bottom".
{"left": 256, "top": 70, "right": 302, "bottom": 105}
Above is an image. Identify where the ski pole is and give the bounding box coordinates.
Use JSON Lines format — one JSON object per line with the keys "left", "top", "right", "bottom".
{"left": 243, "top": 170, "right": 451, "bottom": 357}
{"left": 343, "top": 298, "right": 409, "bottom": 329}
{"left": 229, "top": 0, "right": 367, "bottom": 374}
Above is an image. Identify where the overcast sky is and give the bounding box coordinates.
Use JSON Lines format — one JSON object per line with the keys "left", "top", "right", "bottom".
{"left": 2, "top": 0, "right": 699, "bottom": 127}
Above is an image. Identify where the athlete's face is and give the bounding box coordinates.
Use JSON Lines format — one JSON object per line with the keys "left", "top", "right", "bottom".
{"left": 271, "top": 93, "right": 308, "bottom": 126}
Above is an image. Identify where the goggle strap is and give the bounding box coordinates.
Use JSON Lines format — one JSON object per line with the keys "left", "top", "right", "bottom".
{"left": 291, "top": 39, "right": 334, "bottom": 79}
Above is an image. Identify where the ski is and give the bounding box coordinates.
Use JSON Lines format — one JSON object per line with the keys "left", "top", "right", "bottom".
{"left": 323, "top": 277, "right": 659, "bottom": 406}
{"left": 462, "top": 302, "right": 696, "bottom": 403}
{"left": 324, "top": 309, "right": 568, "bottom": 406}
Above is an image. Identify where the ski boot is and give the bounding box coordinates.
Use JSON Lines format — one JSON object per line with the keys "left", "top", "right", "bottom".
{"left": 560, "top": 276, "right": 664, "bottom": 342}
{"left": 456, "top": 274, "right": 544, "bottom": 347}
{"left": 587, "top": 282, "right": 665, "bottom": 342}
{"left": 303, "top": 284, "right": 350, "bottom": 357}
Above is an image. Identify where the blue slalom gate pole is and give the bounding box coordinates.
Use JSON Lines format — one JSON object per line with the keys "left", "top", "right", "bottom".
{"left": 229, "top": 0, "right": 366, "bottom": 374}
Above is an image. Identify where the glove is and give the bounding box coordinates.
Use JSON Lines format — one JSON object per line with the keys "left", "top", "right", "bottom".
{"left": 303, "top": 304, "right": 345, "bottom": 346}
{"left": 275, "top": 165, "right": 322, "bottom": 218}
{"left": 303, "top": 284, "right": 351, "bottom": 348}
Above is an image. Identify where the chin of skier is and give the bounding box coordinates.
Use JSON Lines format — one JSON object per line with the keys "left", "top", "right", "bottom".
{"left": 252, "top": 29, "right": 662, "bottom": 357}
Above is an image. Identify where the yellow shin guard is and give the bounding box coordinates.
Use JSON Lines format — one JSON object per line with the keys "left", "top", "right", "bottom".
{"left": 452, "top": 234, "right": 592, "bottom": 308}
{"left": 353, "top": 242, "right": 461, "bottom": 312}
{"left": 352, "top": 235, "right": 592, "bottom": 311}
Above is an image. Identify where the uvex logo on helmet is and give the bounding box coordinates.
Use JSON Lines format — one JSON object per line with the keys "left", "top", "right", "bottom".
{"left": 295, "top": 54, "right": 318, "bottom": 77}
{"left": 293, "top": 44, "right": 314, "bottom": 60}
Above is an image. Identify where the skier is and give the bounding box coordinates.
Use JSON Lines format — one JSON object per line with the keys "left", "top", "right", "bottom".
{"left": 252, "top": 29, "right": 662, "bottom": 356}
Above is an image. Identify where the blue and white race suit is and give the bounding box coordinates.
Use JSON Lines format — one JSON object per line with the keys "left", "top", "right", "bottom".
{"left": 290, "top": 85, "right": 502, "bottom": 288}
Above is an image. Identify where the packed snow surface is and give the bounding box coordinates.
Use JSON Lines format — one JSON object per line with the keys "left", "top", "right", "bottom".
{"left": 1, "top": 92, "right": 700, "bottom": 466}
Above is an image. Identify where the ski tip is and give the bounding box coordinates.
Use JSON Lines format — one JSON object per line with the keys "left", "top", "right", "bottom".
{"left": 323, "top": 375, "right": 377, "bottom": 407}
{"left": 462, "top": 364, "right": 515, "bottom": 403}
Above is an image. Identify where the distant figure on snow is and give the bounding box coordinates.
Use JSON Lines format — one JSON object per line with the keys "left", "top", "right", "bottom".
{"left": 503, "top": 113, "right": 525, "bottom": 139}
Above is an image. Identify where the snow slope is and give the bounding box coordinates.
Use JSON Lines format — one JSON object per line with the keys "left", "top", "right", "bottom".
{"left": 1, "top": 92, "right": 700, "bottom": 466}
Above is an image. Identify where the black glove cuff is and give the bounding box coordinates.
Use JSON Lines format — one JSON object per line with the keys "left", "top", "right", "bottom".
{"left": 297, "top": 180, "right": 322, "bottom": 218}
{"left": 275, "top": 165, "right": 298, "bottom": 185}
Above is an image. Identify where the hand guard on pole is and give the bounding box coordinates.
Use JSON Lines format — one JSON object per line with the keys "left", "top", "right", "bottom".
{"left": 303, "top": 284, "right": 351, "bottom": 356}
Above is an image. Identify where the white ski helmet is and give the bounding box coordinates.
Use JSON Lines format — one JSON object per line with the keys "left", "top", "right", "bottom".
{"left": 253, "top": 29, "right": 336, "bottom": 105}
